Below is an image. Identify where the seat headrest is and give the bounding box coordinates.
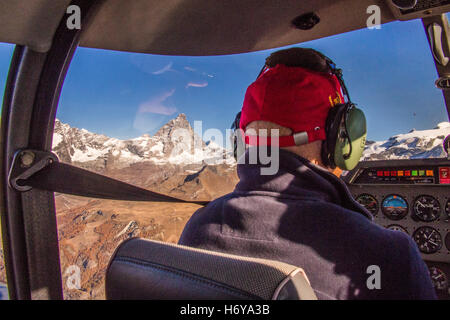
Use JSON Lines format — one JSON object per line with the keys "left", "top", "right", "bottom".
{"left": 105, "top": 238, "right": 317, "bottom": 300}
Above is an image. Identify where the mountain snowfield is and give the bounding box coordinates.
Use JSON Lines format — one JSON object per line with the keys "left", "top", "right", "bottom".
{"left": 52, "top": 114, "right": 235, "bottom": 170}
{"left": 362, "top": 122, "right": 450, "bottom": 161}
{"left": 52, "top": 115, "right": 450, "bottom": 169}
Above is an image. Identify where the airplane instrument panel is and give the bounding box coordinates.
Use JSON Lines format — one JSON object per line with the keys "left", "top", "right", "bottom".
{"left": 344, "top": 158, "right": 450, "bottom": 300}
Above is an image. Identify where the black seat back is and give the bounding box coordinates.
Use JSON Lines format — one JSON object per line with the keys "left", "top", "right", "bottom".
{"left": 105, "top": 238, "right": 317, "bottom": 300}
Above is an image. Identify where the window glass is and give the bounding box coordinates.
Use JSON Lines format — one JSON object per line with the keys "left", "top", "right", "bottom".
{"left": 58, "top": 19, "right": 449, "bottom": 163}
{"left": 0, "top": 42, "right": 15, "bottom": 300}
{"left": 55, "top": 18, "right": 448, "bottom": 299}
{"left": 56, "top": 196, "right": 204, "bottom": 299}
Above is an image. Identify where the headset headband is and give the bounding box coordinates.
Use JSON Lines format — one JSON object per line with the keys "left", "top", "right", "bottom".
{"left": 317, "top": 53, "right": 353, "bottom": 105}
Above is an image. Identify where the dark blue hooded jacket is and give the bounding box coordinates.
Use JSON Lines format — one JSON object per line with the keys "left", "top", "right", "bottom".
{"left": 179, "top": 149, "right": 436, "bottom": 300}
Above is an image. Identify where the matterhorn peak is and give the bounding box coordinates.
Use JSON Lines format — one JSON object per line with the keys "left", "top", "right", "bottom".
{"left": 176, "top": 113, "right": 187, "bottom": 120}
{"left": 154, "top": 113, "right": 192, "bottom": 139}
{"left": 170, "top": 113, "right": 190, "bottom": 128}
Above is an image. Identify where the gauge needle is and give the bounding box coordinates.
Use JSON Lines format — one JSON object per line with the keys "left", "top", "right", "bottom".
{"left": 429, "top": 240, "right": 438, "bottom": 246}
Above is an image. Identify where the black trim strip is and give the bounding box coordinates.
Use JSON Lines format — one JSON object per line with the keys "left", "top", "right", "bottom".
{"left": 0, "top": 0, "right": 105, "bottom": 300}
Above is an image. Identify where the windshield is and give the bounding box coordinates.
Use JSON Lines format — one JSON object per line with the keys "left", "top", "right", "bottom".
{"left": 56, "top": 18, "right": 449, "bottom": 162}
{"left": 0, "top": 16, "right": 449, "bottom": 300}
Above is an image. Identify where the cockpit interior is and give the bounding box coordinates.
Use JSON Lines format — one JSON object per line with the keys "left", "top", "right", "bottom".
{"left": 0, "top": 0, "right": 449, "bottom": 302}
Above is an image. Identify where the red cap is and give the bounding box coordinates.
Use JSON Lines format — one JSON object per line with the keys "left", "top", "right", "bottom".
{"left": 240, "top": 64, "right": 344, "bottom": 147}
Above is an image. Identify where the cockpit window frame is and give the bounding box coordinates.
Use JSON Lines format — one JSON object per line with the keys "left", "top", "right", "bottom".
{"left": 0, "top": 2, "right": 449, "bottom": 300}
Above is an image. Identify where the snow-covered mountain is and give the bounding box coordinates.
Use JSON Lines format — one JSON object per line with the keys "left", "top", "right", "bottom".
{"left": 52, "top": 114, "right": 234, "bottom": 171}
{"left": 362, "top": 122, "right": 450, "bottom": 161}
{"left": 52, "top": 116, "right": 450, "bottom": 170}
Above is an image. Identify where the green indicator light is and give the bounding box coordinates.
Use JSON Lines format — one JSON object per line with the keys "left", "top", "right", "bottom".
{"left": 412, "top": 170, "right": 418, "bottom": 176}
{"left": 419, "top": 170, "right": 425, "bottom": 176}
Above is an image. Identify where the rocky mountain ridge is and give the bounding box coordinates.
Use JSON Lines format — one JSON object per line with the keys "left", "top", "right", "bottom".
{"left": 362, "top": 122, "right": 450, "bottom": 161}
{"left": 52, "top": 114, "right": 234, "bottom": 172}
{"left": 53, "top": 117, "right": 450, "bottom": 168}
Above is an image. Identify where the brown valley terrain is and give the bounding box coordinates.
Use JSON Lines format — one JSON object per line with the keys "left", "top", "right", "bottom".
{"left": 1, "top": 114, "right": 239, "bottom": 299}
{"left": 55, "top": 162, "right": 238, "bottom": 299}
{"left": 0, "top": 115, "right": 448, "bottom": 299}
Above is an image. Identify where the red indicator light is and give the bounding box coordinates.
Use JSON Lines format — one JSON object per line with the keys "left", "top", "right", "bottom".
{"left": 377, "top": 171, "right": 383, "bottom": 177}
{"left": 391, "top": 171, "right": 397, "bottom": 176}
{"left": 384, "top": 171, "right": 390, "bottom": 176}
{"left": 405, "top": 170, "right": 411, "bottom": 176}
{"left": 439, "top": 167, "right": 450, "bottom": 184}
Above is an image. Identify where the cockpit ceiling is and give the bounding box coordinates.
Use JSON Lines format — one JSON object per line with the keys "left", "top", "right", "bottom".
{"left": 0, "top": 0, "right": 396, "bottom": 55}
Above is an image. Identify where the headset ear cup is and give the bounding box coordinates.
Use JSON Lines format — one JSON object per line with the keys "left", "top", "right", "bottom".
{"left": 322, "top": 104, "right": 347, "bottom": 168}
{"left": 334, "top": 106, "right": 367, "bottom": 171}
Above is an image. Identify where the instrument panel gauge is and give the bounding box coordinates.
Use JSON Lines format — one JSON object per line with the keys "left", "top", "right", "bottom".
{"left": 386, "top": 225, "right": 408, "bottom": 234}
{"left": 413, "top": 227, "right": 442, "bottom": 254}
{"left": 413, "top": 195, "right": 440, "bottom": 222}
{"left": 381, "top": 195, "right": 408, "bottom": 220}
{"left": 355, "top": 194, "right": 378, "bottom": 216}
{"left": 428, "top": 266, "right": 448, "bottom": 291}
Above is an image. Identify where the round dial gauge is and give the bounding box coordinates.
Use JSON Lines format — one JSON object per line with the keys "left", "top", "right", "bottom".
{"left": 428, "top": 266, "right": 448, "bottom": 291}
{"left": 386, "top": 225, "right": 408, "bottom": 235}
{"left": 381, "top": 195, "right": 408, "bottom": 220}
{"left": 413, "top": 195, "right": 440, "bottom": 222}
{"left": 413, "top": 227, "right": 442, "bottom": 254}
{"left": 356, "top": 194, "right": 378, "bottom": 216}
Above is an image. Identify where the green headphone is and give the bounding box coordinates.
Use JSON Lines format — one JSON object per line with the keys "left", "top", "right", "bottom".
{"left": 319, "top": 54, "right": 367, "bottom": 171}
{"left": 231, "top": 51, "right": 367, "bottom": 171}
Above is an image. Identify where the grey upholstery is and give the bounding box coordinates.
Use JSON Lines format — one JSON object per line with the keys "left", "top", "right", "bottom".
{"left": 105, "top": 238, "right": 317, "bottom": 300}
{"left": 0, "top": 0, "right": 396, "bottom": 55}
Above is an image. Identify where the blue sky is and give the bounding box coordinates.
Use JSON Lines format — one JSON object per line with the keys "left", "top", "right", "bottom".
{"left": 0, "top": 18, "right": 448, "bottom": 142}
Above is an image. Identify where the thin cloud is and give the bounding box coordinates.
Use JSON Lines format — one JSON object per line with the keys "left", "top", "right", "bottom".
{"left": 184, "top": 66, "right": 214, "bottom": 78}
{"left": 152, "top": 62, "right": 174, "bottom": 75}
{"left": 184, "top": 66, "right": 196, "bottom": 72}
{"left": 138, "top": 89, "right": 177, "bottom": 115}
{"left": 185, "top": 81, "right": 208, "bottom": 89}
